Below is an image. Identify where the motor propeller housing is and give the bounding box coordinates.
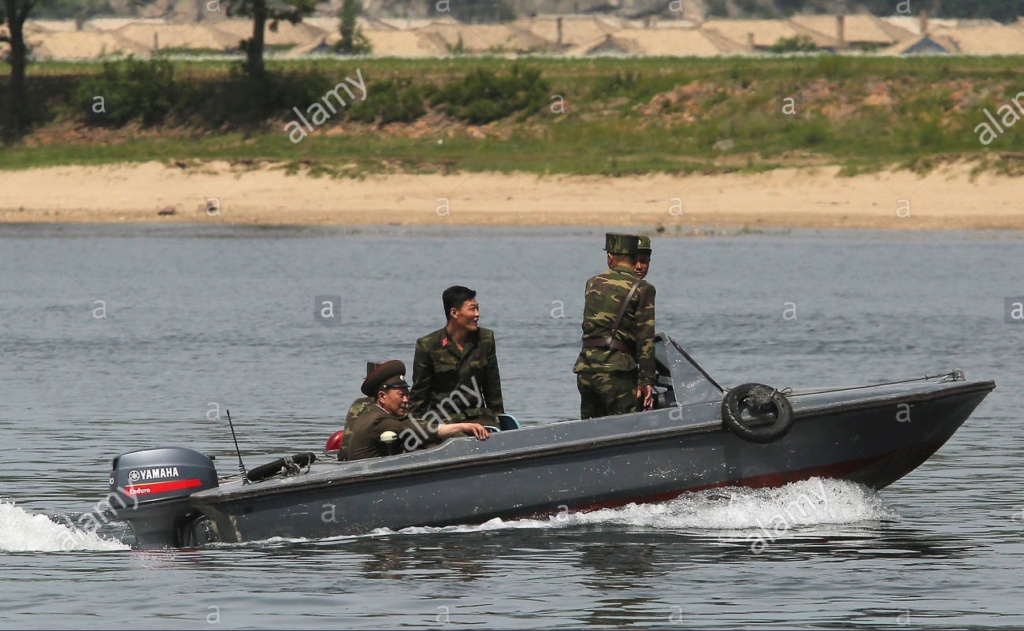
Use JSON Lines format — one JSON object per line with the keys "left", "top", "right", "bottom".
{"left": 108, "top": 447, "right": 219, "bottom": 548}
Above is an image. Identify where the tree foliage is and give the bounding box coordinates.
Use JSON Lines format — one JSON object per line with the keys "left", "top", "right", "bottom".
{"left": 336, "top": 0, "right": 371, "bottom": 55}
{"left": 770, "top": 34, "right": 818, "bottom": 52}
{"left": 221, "top": 0, "right": 318, "bottom": 77}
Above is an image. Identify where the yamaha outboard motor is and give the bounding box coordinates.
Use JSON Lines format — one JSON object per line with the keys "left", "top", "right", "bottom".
{"left": 108, "top": 447, "right": 218, "bottom": 548}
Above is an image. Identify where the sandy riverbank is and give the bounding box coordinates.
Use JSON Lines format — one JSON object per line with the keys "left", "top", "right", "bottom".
{"left": 1, "top": 161, "right": 1021, "bottom": 230}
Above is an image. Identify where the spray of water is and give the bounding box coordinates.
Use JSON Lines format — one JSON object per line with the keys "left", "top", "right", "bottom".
{"left": 0, "top": 501, "right": 128, "bottom": 552}
{"left": 371, "top": 478, "right": 897, "bottom": 538}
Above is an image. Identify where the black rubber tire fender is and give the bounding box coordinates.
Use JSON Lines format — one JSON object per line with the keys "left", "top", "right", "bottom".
{"left": 246, "top": 452, "right": 317, "bottom": 483}
{"left": 721, "top": 383, "right": 794, "bottom": 444}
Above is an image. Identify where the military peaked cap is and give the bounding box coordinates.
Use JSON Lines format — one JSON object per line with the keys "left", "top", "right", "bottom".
{"left": 604, "top": 233, "right": 638, "bottom": 255}
{"left": 637, "top": 235, "right": 652, "bottom": 252}
{"left": 361, "top": 360, "right": 410, "bottom": 397}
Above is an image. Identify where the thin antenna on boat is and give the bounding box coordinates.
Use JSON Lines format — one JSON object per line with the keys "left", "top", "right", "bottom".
{"left": 226, "top": 409, "right": 249, "bottom": 485}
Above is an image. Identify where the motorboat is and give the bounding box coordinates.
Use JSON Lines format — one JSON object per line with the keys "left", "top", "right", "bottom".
{"left": 105, "top": 334, "right": 994, "bottom": 548}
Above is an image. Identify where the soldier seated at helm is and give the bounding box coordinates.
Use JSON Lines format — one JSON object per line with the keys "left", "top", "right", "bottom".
{"left": 336, "top": 362, "right": 382, "bottom": 461}
{"left": 346, "top": 360, "right": 490, "bottom": 461}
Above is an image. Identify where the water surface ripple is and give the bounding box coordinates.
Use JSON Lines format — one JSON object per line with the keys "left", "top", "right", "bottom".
{"left": 1, "top": 225, "right": 1021, "bottom": 629}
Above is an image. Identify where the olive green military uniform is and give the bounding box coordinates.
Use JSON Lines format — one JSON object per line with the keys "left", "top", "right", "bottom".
{"left": 346, "top": 405, "right": 443, "bottom": 461}
{"left": 573, "top": 234, "right": 657, "bottom": 419}
{"left": 409, "top": 327, "right": 504, "bottom": 424}
{"left": 346, "top": 360, "right": 445, "bottom": 461}
{"left": 337, "top": 396, "right": 373, "bottom": 461}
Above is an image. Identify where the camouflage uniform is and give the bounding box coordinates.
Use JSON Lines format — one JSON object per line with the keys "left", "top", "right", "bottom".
{"left": 346, "top": 405, "right": 443, "bottom": 461}
{"left": 573, "top": 256, "right": 657, "bottom": 419}
{"left": 409, "top": 327, "right": 504, "bottom": 424}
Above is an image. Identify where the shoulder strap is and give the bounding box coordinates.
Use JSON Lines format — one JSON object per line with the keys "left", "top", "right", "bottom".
{"left": 610, "top": 280, "right": 642, "bottom": 336}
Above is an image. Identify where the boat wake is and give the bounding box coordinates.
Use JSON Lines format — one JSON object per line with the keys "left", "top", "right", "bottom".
{"left": 372, "top": 478, "right": 898, "bottom": 538}
{"left": 0, "top": 501, "right": 129, "bottom": 552}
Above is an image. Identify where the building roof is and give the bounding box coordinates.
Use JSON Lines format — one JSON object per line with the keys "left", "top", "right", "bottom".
{"left": 880, "top": 33, "right": 960, "bottom": 55}
{"left": 701, "top": 18, "right": 836, "bottom": 50}
{"left": 366, "top": 30, "right": 450, "bottom": 56}
{"left": 210, "top": 18, "right": 328, "bottom": 46}
{"left": 615, "top": 26, "right": 735, "bottom": 56}
{"left": 30, "top": 30, "right": 150, "bottom": 60}
{"left": 115, "top": 23, "right": 242, "bottom": 51}
{"left": 929, "top": 25, "right": 1024, "bottom": 55}
{"left": 514, "top": 15, "right": 620, "bottom": 47}
{"left": 789, "top": 14, "right": 913, "bottom": 45}
{"left": 417, "top": 23, "right": 551, "bottom": 52}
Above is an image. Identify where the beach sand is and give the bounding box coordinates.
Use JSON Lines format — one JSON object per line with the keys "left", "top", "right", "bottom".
{"left": 2, "top": 160, "right": 1021, "bottom": 230}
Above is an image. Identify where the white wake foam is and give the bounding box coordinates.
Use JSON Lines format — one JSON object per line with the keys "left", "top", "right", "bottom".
{"left": 0, "top": 501, "right": 128, "bottom": 552}
{"left": 372, "top": 478, "right": 896, "bottom": 537}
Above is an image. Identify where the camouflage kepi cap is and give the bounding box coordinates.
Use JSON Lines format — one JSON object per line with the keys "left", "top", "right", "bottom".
{"left": 637, "top": 235, "right": 652, "bottom": 253}
{"left": 604, "top": 233, "right": 639, "bottom": 256}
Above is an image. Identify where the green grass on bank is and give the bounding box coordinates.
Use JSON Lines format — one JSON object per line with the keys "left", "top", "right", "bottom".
{"left": 2, "top": 56, "right": 1024, "bottom": 175}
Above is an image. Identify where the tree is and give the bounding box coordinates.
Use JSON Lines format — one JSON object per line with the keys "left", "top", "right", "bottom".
{"left": 1, "top": 0, "right": 38, "bottom": 139}
{"left": 336, "top": 0, "right": 371, "bottom": 55}
{"left": 223, "top": 0, "right": 317, "bottom": 78}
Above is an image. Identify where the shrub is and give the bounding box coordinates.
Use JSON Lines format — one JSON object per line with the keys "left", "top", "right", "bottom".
{"left": 182, "top": 65, "right": 338, "bottom": 128}
{"left": 589, "top": 70, "right": 640, "bottom": 99}
{"left": 74, "top": 57, "right": 177, "bottom": 127}
{"left": 347, "top": 78, "right": 426, "bottom": 124}
{"left": 770, "top": 35, "right": 818, "bottom": 53}
{"left": 432, "top": 65, "right": 550, "bottom": 124}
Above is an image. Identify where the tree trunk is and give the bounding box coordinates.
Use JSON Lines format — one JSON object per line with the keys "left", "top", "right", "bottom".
{"left": 3, "top": 0, "right": 33, "bottom": 138}
{"left": 244, "top": 0, "right": 267, "bottom": 78}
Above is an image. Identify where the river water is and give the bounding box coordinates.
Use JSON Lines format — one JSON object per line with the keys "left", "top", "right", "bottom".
{"left": 1, "top": 224, "right": 1021, "bottom": 629}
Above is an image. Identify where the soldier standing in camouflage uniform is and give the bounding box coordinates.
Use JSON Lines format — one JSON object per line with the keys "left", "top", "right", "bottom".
{"left": 635, "top": 235, "right": 652, "bottom": 280}
{"left": 573, "top": 233, "right": 657, "bottom": 419}
{"left": 409, "top": 286, "right": 504, "bottom": 426}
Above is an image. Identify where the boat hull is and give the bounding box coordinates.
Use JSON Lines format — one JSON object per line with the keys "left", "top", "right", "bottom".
{"left": 189, "top": 379, "right": 992, "bottom": 544}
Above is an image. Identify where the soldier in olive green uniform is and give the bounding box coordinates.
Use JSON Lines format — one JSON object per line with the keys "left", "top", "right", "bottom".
{"left": 573, "top": 233, "right": 657, "bottom": 419}
{"left": 336, "top": 362, "right": 381, "bottom": 461}
{"left": 347, "top": 360, "right": 489, "bottom": 461}
{"left": 409, "top": 286, "right": 504, "bottom": 426}
{"left": 635, "top": 235, "right": 652, "bottom": 280}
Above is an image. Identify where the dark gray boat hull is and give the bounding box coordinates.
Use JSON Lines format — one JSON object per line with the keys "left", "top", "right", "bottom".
{"left": 182, "top": 336, "right": 993, "bottom": 545}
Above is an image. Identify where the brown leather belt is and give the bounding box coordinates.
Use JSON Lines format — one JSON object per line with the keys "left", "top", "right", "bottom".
{"left": 582, "top": 337, "right": 633, "bottom": 354}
